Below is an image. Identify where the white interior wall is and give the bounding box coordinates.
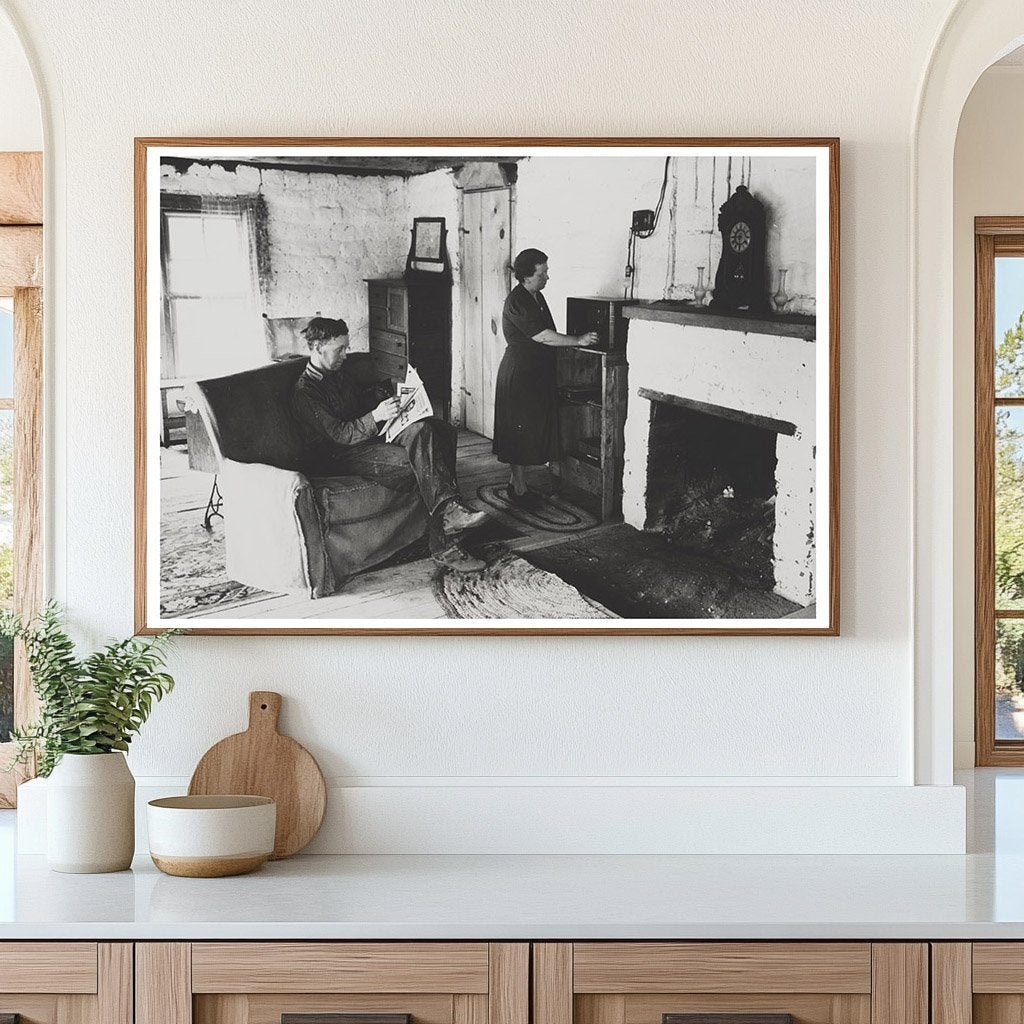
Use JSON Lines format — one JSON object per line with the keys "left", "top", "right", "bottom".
{"left": 0, "top": 11, "right": 39, "bottom": 152}
{"left": 0, "top": 0, "right": 977, "bottom": 853}
{"left": 160, "top": 163, "right": 410, "bottom": 353}
{"left": 952, "top": 66, "right": 1024, "bottom": 767}
{"left": 406, "top": 168, "right": 463, "bottom": 419}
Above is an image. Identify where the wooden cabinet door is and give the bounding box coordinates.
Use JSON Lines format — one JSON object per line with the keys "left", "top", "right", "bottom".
{"left": 534, "top": 944, "right": 927, "bottom": 1024}
{"left": 934, "top": 943, "right": 1024, "bottom": 1024}
{"left": 0, "top": 941, "right": 131, "bottom": 1024}
{"left": 137, "top": 941, "right": 528, "bottom": 1024}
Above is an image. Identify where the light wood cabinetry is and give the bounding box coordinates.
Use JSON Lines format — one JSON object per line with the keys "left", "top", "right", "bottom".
{"left": 137, "top": 942, "right": 528, "bottom": 1024}
{"left": 532, "top": 944, "right": 927, "bottom": 1024}
{"left": 0, "top": 937, "right": 946, "bottom": 1024}
{"left": 931, "top": 943, "right": 1024, "bottom": 1024}
{"left": 0, "top": 941, "right": 132, "bottom": 1024}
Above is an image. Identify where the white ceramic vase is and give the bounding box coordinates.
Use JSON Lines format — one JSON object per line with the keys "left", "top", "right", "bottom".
{"left": 46, "top": 752, "right": 135, "bottom": 873}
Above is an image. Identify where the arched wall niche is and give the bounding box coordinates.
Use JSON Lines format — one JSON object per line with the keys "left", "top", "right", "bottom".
{"left": 0, "top": 5, "right": 43, "bottom": 151}
{"left": 913, "top": 0, "right": 1024, "bottom": 785}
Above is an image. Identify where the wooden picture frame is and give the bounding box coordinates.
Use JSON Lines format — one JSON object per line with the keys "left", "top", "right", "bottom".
{"left": 411, "top": 217, "right": 446, "bottom": 264}
{"left": 135, "top": 137, "right": 839, "bottom": 636}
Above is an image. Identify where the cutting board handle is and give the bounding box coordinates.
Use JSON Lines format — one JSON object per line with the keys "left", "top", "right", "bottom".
{"left": 248, "top": 691, "right": 282, "bottom": 734}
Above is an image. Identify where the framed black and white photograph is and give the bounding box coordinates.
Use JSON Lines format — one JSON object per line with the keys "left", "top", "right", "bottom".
{"left": 135, "top": 137, "right": 839, "bottom": 635}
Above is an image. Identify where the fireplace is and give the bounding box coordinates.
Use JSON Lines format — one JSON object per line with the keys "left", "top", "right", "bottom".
{"left": 621, "top": 311, "right": 817, "bottom": 607}
{"left": 644, "top": 394, "right": 782, "bottom": 586}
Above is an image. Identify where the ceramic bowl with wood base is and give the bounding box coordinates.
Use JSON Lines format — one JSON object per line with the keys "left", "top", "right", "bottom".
{"left": 147, "top": 795, "right": 276, "bottom": 877}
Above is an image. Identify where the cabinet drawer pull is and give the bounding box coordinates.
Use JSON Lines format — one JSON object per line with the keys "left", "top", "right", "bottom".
{"left": 664, "top": 1016, "right": 794, "bottom": 1024}
{"left": 283, "top": 1015, "right": 412, "bottom": 1024}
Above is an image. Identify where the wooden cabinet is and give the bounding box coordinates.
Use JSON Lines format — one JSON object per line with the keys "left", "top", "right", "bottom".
{"left": 132, "top": 940, "right": 930, "bottom": 1024}
{"left": 532, "top": 943, "right": 927, "bottom": 1024}
{"left": 555, "top": 348, "right": 627, "bottom": 523}
{"left": 0, "top": 937, "right": 934, "bottom": 1024}
{"left": 0, "top": 941, "right": 131, "bottom": 1023}
{"left": 137, "top": 942, "right": 528, "bottom": 1024}
{"left": 366, "top": 277, "right": 452, "bottom": 420}
{"left": 932, "top": 943, "right": 1024, "bottom": 1024}
{"left": 557, "top": 297, "right": 631, "bottom": 523}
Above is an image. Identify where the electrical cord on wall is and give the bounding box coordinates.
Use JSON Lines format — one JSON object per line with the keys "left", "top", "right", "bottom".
{"left": 624, "top": 156, "right": 671, "bottom": 299}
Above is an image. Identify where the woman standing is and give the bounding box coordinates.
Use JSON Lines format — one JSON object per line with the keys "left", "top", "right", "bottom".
{"left": 493, "top": 248, "right": 598, "bottom": 506}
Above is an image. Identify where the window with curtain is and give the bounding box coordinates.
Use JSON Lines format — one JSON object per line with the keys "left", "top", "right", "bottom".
{"left": 160, "top": 193, "right": 269, "bottom": 383}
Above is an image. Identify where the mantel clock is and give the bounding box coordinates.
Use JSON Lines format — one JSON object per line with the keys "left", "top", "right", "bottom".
{"left": 710, "top": 185, "right": 769, "bottom": 313}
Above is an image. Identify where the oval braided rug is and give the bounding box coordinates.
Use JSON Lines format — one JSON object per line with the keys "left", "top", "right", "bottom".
{"left": 433, "top": 553, "right": 616, "bottom": 619}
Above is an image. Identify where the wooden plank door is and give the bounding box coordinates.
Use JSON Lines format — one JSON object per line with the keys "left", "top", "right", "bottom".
{"left": 461, "top": 189, "right": 510, "bottom": 438}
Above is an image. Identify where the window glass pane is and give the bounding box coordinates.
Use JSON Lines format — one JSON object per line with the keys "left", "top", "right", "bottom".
{"left": 996, "top": 256, "right": 1024, "bottom": 397}
{"left": 0, "top": 306, "right": 14, "bottom": 398}
{"left": 203, "top": 215, "right": 245, "bottom": 261}
{"left": 997, "top": 407, "right": 1024, "bottom": 609}
{"left": 165, "top": 213, "right": 204, "bottom": 256}
{"left": 166, "top": 257, "right": 208, "bottom": 296}
{"left": 170, "top": 297, "right": 265, "bottom": 379}
{"left": 0, "top": 409, "right": 13, "bottom": 744}
{"left": 997, "top": 620, "right": 1024, "bottom": 740}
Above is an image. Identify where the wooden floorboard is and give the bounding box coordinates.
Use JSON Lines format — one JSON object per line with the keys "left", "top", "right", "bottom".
{"left": 175, "top": 428, "right": 585, "bottom": 620}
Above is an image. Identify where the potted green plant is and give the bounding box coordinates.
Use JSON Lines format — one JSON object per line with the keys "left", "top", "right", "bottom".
{"left": 2, "top": 603, "right": 177, "bottom": 873}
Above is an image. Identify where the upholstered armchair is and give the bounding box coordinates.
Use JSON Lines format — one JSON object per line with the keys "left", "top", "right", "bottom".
{"left": 189, "top": 355, "right": 427, "bottom": 599}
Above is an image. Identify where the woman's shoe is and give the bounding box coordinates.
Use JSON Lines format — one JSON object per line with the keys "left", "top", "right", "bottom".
{"left": 506, "top": 486, "right": 545, "bottom": 511}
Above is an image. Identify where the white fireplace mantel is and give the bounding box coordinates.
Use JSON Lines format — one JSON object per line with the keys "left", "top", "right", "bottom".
{"left": 621, "top": 310, "right": 818, "bottom": 607}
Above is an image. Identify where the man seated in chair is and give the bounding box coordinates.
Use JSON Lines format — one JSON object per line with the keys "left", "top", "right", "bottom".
{"left": 291, "top": 316, "right": 489, "bottom": 573}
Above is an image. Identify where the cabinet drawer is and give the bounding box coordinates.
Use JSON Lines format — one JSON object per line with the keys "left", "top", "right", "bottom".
{"left": 559, "top": 453, "right": 602, "bottom": 494}
{"left": 192, "top": 942, "right": 489, "bottom": 993}
{"left": 572, "top": 943, "right": 872, "bottom": 993}
{"left": 370, "top": 328, "right": 408, "bottom": 358}
{"left": 0, "top": 942, "right": 130, "bottom": 1024}
{"left": 534, "top": 943, "right": 924, "bottom": 1024}
{"left": 0, "top": 942, "right": 98, "bottom": 993}
{"left": 386, "top": 287, "right": 408, "bottom": 333}
{"left": 371, "top": 350, "right": 408, "bottom": 382}
{"left": 138, "top": 942, "right": 528, "bottom": 1024}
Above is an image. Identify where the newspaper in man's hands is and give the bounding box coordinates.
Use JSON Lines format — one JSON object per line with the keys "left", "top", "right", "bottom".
{"left": 382, "top": 365, "right": 433, "bottom": 443}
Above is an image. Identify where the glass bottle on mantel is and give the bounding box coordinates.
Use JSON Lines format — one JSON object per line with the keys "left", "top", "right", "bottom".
{"left": 770, "top": 268, "right": 790, "bottom": 313}
{"left": 693, "top": 266, "right": 708, "bottom": 306}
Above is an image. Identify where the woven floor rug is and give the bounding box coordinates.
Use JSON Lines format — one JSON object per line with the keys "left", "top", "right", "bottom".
{"left": 476, "top": 484, "right": 599, "bottom": 532}
{"left": 433, "top": 553, "right": 616, "bottom": 619}
{"left": 159, "top": 514, "right": 267, "bottom": 618}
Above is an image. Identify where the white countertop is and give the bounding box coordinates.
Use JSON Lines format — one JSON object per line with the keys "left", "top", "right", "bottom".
{"left": 1, "top": 847, "right": 1023, "bottom": 940}
{"left": 0, "top": 769, "right": 1020, "bottom": 941}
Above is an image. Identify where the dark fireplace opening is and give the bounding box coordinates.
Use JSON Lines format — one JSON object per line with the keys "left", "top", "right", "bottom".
{"left": 644, "top": 399, "right": 778, "bottom": 585}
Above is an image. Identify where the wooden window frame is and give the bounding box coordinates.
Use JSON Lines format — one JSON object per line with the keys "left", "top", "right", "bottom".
{"left": 0, "top": 152, "right": 44, "bottom": 807}
{"left": 159, "top": 192, "right": 269, "bottom": 381}
{"left": 975, "top": 217, "right": 1024, "bottom": 765}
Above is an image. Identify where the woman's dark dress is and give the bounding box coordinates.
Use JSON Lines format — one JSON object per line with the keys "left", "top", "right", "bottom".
{"left": 493, "top": 284, "right": 558, "bottom": 465}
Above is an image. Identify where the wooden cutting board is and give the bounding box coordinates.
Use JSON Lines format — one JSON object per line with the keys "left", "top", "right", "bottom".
{"left": 188, "top": 691, "right": 327, "bottom": 860}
